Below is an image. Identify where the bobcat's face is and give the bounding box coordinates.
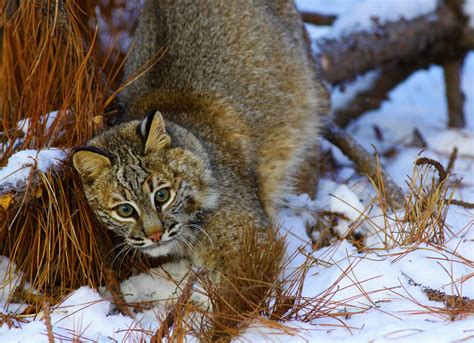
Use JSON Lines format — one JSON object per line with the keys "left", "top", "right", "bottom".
{"left": 73, "top": 112, "right": 218, "bottom": 258}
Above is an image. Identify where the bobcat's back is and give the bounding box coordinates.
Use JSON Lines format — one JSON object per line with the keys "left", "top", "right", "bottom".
{"left": 122, "top": 0, "right": 329, "bottom": 216}
{"left": 74, "top": 0, "right": 328, "bottom": 270}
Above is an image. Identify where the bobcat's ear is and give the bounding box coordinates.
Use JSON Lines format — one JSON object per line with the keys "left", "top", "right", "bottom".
{"left": 72, "top": 147, "right": 112, "bottom": 182}
{"left": 140, "top": 111, "right": 171, "bottom": 153}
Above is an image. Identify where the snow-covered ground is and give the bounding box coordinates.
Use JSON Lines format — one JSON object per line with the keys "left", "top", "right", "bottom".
{"left": 1, "top": 1, "right": 473, "bottom": 342}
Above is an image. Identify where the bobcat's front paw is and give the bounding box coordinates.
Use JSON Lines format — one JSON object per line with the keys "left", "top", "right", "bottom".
{"left": 118, "top": 259, "right": 212, "bottom": 312}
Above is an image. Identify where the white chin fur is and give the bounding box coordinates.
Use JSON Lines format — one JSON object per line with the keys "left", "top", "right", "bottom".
{"left": 140, "top": 241, "right": 177, "bottom": 257}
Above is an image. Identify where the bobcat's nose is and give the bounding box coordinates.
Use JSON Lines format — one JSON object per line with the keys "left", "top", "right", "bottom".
{"left": 148, "top": 231, "right": 163, "bottom": 242}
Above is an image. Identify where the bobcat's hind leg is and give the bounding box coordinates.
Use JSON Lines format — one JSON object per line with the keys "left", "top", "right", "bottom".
{"left": 289, "top": 142, "right": 323, "bottom": 244}
{"left": 293, "top": 142, "right": 320, "bottom": 198}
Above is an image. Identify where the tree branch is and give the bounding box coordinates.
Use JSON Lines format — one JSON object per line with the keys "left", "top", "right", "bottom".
{"left": 321, "top": 121, "right": 405, "bottom": 209}
{"left": 443, "top": 55, "right": 466, "bottom": 128}
{"left": 333, "top": 63, "right": 421, "bottom": 127}
{"left": 300, "top": 11, "right": 337, "bottom": 26}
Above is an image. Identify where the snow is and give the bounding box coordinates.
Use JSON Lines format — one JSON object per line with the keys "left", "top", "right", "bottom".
{"left": 1, "top": 1, "right": 473, "bottom": 342}
{"left": 465, "top": 0, "right": 474, "bottom": 29}
{"left": 296, "top": 0, "right": 360, "bottom": 15}
{"left": 239, "top": 234, "right": 474, "bottom": 342}
{"left": 297, "top": 0, "right": 438, "bottom": 38}
{"left": 0, "top": 149, "right": 67, "bottom": 188}
{"left": 242, "top": 238, "right": 473, "bottom": 342}
{"left": 119, "top": 259, "right": 209, "bottom": 309}
{"left": 331, "top": 70, "right": 380, "bottom": 112}
{"left": 0, "top": 258, "right": 22, "bottom": 304}
{"left": 345, "top": 66, "right": 448, "bottom": 152}
{"left": 422, "top": 128, "right": 474, "bottom": 156}
{"left": 16, "top": 111, "right": 60, "bottom": 136}
{"left": 0, "top": 286, "right": 135, "bottom": 342}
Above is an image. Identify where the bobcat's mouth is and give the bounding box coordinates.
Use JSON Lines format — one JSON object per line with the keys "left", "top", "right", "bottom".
{"left": 126, "top": 222, "right": 193, "bottom": 257}
{"left": 136, "top": 238, "right": 178, "bottom": 257}
{"left": 141, "top": 238, "right": 172, "bottom": 248}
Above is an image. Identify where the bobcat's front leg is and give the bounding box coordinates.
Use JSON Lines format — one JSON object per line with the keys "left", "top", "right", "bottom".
{"left": 118, "top": 259, "right": 210, "bottom": 311}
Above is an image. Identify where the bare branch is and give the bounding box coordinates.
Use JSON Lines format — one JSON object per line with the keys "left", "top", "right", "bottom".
{"left": 321, "top": 120, "right": 405, "bottom": 209}
{"left": 333, "top": 63, "right": 421, "bottom": 127}
{"left": 104, "top": 268, "right": 135, "bottom": 318}
{"left": 300, "top": 11, "right": 336, "bottom": 26}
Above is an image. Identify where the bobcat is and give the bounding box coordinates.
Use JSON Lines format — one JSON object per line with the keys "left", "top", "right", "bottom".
{"left": 73, "top": 0, "right": 328, "bottom": 292}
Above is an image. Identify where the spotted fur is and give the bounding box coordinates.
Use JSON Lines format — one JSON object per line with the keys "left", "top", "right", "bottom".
{"left": 73, "top": 113, "right": 219, "bottom": 258}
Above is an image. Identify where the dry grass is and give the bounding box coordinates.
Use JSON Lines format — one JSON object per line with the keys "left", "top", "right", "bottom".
{"left": 1, "top": 1, "right": 107, "bottom": 161}
{"left": 1, "top": 165, "right": 106, "bottom": 299}
{"left": 198, "top": 223, "right": 286, "bottom": 341}
{"left": 136, "top": 225, "right": 424, "bottom": 341}
{"left": 310, "top": 151, "right": 474, "bottom": 321}
{"left": 0, "top": 0, "right": 150, "bottom": 308}
{"left": 321, "top": 153, "right": 460, "bottom": 250}
{"left": 143, "top": 222, "right": 287, "bottom": 341}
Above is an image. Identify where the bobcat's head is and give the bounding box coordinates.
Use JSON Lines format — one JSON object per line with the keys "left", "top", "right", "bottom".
{"left": 72, "top": 111, "right": 218, "bottom": 258}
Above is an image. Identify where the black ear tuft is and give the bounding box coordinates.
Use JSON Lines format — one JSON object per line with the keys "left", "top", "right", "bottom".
{"left": 139, "top": 110, "right": 171, "bottom": 153}
{"left": 140, "top": 110, "right": 156, "bottom": 139}
{"left": 72, "top": 146, "right": 115, "bottom": 163}
{"left": 72, "top": 146, "right": 114, "bottom": 182}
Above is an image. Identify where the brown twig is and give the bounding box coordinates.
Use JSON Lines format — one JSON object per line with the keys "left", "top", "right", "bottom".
{"left": 415, "top": 158, "right": 448, "bottom": 182}
{"left": 424, "top": 288, "right": 474, "bottom": 311}
{"left": 42, "top": 302, "right": 55, "bottom": 343}
{"left": 449, "top": 199, "right": 474, "bottom": 209}
{"left": 446, "top": 147, "right": 458, "bottom": 176}
{"left": 407, "top": 277, "right": 474, "bottom": 314}
{"left": 414, "top": 156, "right": 474, "bottom": 210}
{"left": 300, "top": 11, "right": 337, "bottom": 26}
{"left": 103, "top": 268, "right": 135, "bottom": 318}
{"left": 321, "top": 120, "right": 404, "bottom": 208}
{"left": 0, "top": 312, "right": 28, "bottom": 329}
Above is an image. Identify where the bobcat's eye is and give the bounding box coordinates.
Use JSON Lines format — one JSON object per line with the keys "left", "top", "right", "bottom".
{"left": 155, "top": 188, "right": 171, "bottom": 206}
{"left": 115, "top": 204, "right": 136, "bottom": 218}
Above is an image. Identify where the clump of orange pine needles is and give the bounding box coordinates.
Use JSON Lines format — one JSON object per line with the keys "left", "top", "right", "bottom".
{"left": 0, "top": 0, "right": 148, "bottom": 308}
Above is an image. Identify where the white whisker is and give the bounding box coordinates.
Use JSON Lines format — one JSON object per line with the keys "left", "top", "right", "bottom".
{"left": 113, "top": 243, "right": 133, "bottom": 268}
{"left": 177, "top": 235, "right": 199, "bottom": 258}
{"left": 180, "top": 231, "right": 207, "bottom": 253}
{"left": 172, "top": 238, "right": 185, "bottom": 257}
{"left": 184, "top": 224, "right": 214, "bottom": 246}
